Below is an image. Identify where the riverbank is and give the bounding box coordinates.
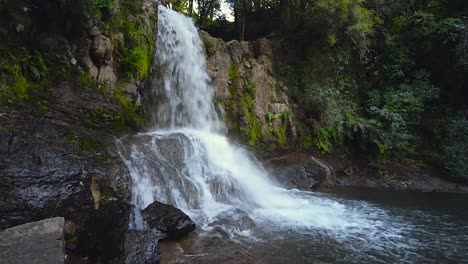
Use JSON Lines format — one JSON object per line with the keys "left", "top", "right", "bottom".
{"left": 264, "top": 152, "right": 468, "bottom": 193}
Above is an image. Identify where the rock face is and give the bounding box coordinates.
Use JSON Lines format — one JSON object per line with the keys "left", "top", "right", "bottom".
{"left": 0, "top": 87, "right": 132, "bottom": 230}
{"left": 201, "top": 31, "right": 296, "bottom": 146}
{"left": 78, "top": 201, "right": 133, "bottom": 263}
{"left": 142, "top": 201, "right": 196, "bottom": 240}
{"left": 264, "top": 154, "right": 335, "bottom": 190}
{"left": 77, "top": 201, "right": 164, "bottom": 264}
{"left": 125, "top": 230, "right": 162, "bottom": 264}
{"left": 0, "top": 217, "right": 65, "bottom": 264}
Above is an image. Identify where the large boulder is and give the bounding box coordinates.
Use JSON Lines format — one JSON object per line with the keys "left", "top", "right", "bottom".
{"left": 0, "top": 217, "right": 65, "bottom": 264}
{"left": 142, "top": 201, "right": 196, "bottom": 240}
{"left": 264, "top": 153, "right": 335, "bottom": 190}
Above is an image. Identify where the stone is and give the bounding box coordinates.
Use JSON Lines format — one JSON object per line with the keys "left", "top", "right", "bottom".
{"left": 125, "top": 230, "right": 162, "bottom": 264}
{"left": 0, "top": 217, "right": 65, "bottom": 264}
{"left": 142, "top": 201, "right": 196, "bottom": 240}
{"left": 91, "top": 35, "right": 113, "bottom": 66}
{"left": 254, "top": 38, "right": 273, "bottom": 57}
{"left": 98, "top": 65, "right": 118, "bottom": 86}
{"left": 16, "top": 24, "right": 24, "bottom": 33}
{"left": 264, "top": 154, "right": 335, "bottom": 190}
{"left": 0, "top": 131, "right": 13, "bottom": 154}
{"left": 0, "top": 88, "right": 132, "bottom": 230}
{"left": 120, "top": 80, "right": 140, "bottom": 101}
{"left": 78, "top": 201, "right": 132, "bottom": 263}
{"left": 89, "top": 26, "right": 103, "bottom": 37}
{"left": 203, "top": 30, "right": 297, "bottom": 143}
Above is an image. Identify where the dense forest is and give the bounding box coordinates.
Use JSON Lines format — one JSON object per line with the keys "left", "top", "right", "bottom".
{"left": 165, "top": 0, "right": 468, "bottom": 180}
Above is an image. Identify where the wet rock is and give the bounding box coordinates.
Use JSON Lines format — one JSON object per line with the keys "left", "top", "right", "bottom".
{"left": 142, "top": 201, "right": 196, "bottom": 240}
{"left": 78, "top": 201, "right": 132, "bottom": 263}
{"left": 0, "top": 217, "right": 65, "bottom": 264}
{"left": 0, "top": 99, "right": 132, "bottom": 230}
{"left": 265, "top": 154, "right": 335, "bottom": 190}
{"left": 125, "top": 230, "right": 162, "bottom": 264}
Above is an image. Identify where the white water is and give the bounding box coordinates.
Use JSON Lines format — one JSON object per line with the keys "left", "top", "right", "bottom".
{"left": 119, "top": 6, "right": 384, "bottom": 236}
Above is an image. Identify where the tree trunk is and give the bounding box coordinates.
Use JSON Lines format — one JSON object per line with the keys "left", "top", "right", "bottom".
{"left": 188, "top": 0, "right": 193, "bottom": 16}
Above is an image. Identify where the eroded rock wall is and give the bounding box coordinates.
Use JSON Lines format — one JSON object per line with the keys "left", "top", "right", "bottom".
{"left": 201, "top": 31, "right": 297, "bottom": 148}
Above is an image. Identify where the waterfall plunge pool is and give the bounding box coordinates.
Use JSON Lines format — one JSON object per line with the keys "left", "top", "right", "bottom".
{"left": 160, "top": 188, "right": 468, "bottom": 264}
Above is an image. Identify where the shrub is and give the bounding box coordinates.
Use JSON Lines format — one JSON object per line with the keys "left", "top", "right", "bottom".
{"left": 443, "top": 112, "right": 468, "bottom": 179}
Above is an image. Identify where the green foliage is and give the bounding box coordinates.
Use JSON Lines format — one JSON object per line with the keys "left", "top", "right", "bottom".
{"left": 202, "top": 36, "right": 216, "bottom": 56}
{"left": 314, "top": 127, "right": 337, "bottom": 153}
{"left": 82, "top": 0, "right": 115, "bottom": 21}
{"left": 0, "top": 49, "right": 50, "bottom": 104}
{"left": 121, "top": 46, "right": 151, "bottom": 80}
{"left": 443, "top": 112, "right": 468, "bottom": 179}
{"left": 80, "top": 137, "right": 103, "bottom": 152}
{"left": 101, "top": 2, "right": 156, "bottom": 82}
{"left": 114, "top": 87, "right": 141, "bottom": 129}
{"left": 367, "top": 68, "right": 439, "bottom": 153}
{"left": 276, "top": 124, "right": 287, "bottom": 147}
{"left": 229, "top": 63, "right": 238, "bottom": 83}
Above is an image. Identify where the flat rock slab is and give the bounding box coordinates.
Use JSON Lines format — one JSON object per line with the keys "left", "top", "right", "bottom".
{"left": 0, "top": 217, "right": 65, "bottom": 264}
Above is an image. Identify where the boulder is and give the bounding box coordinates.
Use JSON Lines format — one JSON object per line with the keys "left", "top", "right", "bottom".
{"left": 0, "top": 217, "right": 65, "bottom": 264}
{"left": 78, "top": 201, "right": 168, "bottom": 264}
{"left": 264, "top": 154, "right": 335, "bottom": 190}
{"left": 91, "top": 34, "right": 113, "bottom": 66}
{"left": 254, "top": 38, "right": 273, "bottom": 57}
{"left": 142, "top": 201, "right": 196, "bottom": 240}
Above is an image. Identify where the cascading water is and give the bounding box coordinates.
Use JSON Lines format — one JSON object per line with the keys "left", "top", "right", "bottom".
{"left": 119, "top": 6, "right": 366, "bottom": 230}
{"left": 117, "top": 6, "right": 468, "bottom": 263}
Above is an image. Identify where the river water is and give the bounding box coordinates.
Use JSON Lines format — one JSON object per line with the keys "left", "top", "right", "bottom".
{"left": 160, "top": 189, "right": 468, "bottom": 264}
{"left": 118, "top": 6, "right": 468, "bottom": 264}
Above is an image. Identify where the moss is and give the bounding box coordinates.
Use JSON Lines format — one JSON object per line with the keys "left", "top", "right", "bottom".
{"left": 229, "top": 63, "right": 238, "bottom": 83}
{"left": 36, "top": 100, "right": 49, "bottom": 111}
{"left": 114, "top": 87, "right": 141, "bottom": 129}
{"left": 121, "top": 46, "right": 152, "bottom": 80}
{"left": 103, "top": 2, "right": 156, "bottom": 82}
{"left": 276, "top": 124, "right": 287, "bottom": 147}
{"left": 203, "top": 36, "right": 216, "bottom": 56}
{"left": 80, "top": 137, "right": 103, "bottom": 152}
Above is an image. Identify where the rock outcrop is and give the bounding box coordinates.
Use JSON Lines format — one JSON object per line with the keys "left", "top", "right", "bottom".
{"left": 201, "top": 31, "right": 296, "bottom": 147}
{"left": 0, "top": 82, "right": 132, "bottom": 230}
{"left": 0, "top": 217, "right": 65, "bottom": 264}
{"left": 142, "top": 201, "right": 196, "bottom": 240}
{"left": 265, "top": 154, "right": 335, "bottom": 190}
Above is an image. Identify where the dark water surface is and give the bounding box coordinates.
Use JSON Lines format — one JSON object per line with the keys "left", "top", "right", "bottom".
{"left": 161, "top": 188, "right": 468, "bottom": 264}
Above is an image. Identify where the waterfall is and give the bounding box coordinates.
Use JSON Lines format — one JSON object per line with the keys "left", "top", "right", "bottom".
{"left": 118, "top": 6, "right": 369, "bottom": 234}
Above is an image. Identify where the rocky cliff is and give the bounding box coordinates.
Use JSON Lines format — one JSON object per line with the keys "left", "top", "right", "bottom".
{"left": 201, "top": 31, "right": 297, "bottom": 149}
